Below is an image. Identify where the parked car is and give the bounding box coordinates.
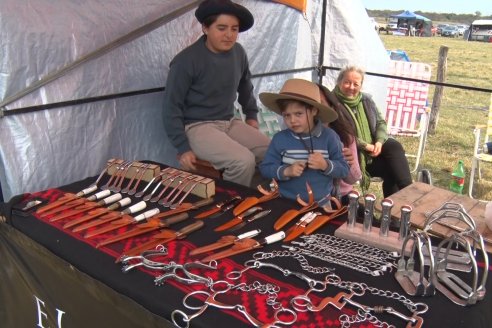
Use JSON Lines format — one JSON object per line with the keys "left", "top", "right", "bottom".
{"left": 456, "top": 25, "right": 467, "bottom": 35}
{"left": 436, "top": 24, "right": 449, "bottom": 35}
{"left": 441, "top": 25, "right": 459, "bottom": 37}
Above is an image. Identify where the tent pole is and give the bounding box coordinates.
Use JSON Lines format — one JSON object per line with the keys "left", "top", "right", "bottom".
{"left": 316, "top": 0, "right": 328, "bottom": 85}
{"left": 0, "top": 1, "right": 201, "bottom": 110}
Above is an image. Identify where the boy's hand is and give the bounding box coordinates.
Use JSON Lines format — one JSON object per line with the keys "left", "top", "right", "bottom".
{"left": 308, "top": 152, "right": 328, "bottom": 171}
{"left": 284, "top": 161, "right": 306, "bottom": 177}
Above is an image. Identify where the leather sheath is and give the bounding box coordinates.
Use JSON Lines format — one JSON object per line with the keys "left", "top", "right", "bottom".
{"left": 64, "top": 207, "right": 111, "bottom": 230}
{"left": 274, "top": 202, "right": 318, "bottom": 231}
{"left": 36, "top": 193, "right": 77, "bottom": 214}
{"left": 200, "top": 238, "right": 259, "bottom": 263}
{"left": 40, "top": 198, "right": 87, "bottom": 217}
{"left": 49, "top": 201, "right": 99, "bottom": 222}
{"left": 188, "top": 235, "right": 237, "bottom": 256}
{"left": 96, "top": 213, "right": 189, "bottom": 248}
{"left": 303, "top": 206, "right": 348, "bottom": 235}
{"left": 71, "top": 211, "right": 122, "bottom": 232}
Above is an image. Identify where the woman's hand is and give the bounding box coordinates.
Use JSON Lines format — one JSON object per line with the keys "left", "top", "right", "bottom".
{"left": 308, "top": 152, "right": 329, "bottom": 171}
{"left": 342, "top": 147, "right": 354, "bottom": 166}
{"left": 284, "top": 161, "right": 306, "bottom": 177}
{"left": 178, "top": 151, "right": 197, "bottom": 171}
{"left": 365, "top": 142, "right": 382, "bottom": 157}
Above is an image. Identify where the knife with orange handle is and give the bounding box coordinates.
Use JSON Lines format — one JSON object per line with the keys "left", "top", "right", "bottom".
{"left": 50, "top": 193, "right": 123, "bottom": 222}
{"left": 303, "top": 206, "right": 348, "bottom": 235}
{"left": 232, "top": 180, "right": 279, "bottom": 216}
{"left": 116, "top": 220, "right": 205, "bottom": 263}
{"left": 38, "top": 190, "right": 111, "bottom": 218}
{"left": 189, "top": 229, "right": 261, "bottom": 256}
{"left": 72, "top": 200, "right": 146, "bottom": 233}
{"left": 200, "top": 231, "right": 285, "bottom": 263}
{"left": 95, "top": 212, "right": 190, "bottom": 248}
{"left": 64, "top": 197, "right": 132, "bottom": 230}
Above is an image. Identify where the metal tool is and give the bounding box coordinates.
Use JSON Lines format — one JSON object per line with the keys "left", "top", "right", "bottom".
{"left": 284, "top": 211, "right": 319, "bottom": 242}
{"left": 347, "top": 190, "right": 360, "bottom": 228}
{"left": 274, "top": 182, "right": 318, "bottom": 230}
{"left": 363, "top": 193, "right": 376, "bottom": 233}
{"left": 50, "top": 193, "right": 123, "bottom": 222}
{"left": 226, "top": 209, "right": 271, "bottom": 232}
{"left": 379, "top": 198, "right": 393, "bottom": 237}
{"left": 232, "top": 179, "right": 279, "bottom": 216}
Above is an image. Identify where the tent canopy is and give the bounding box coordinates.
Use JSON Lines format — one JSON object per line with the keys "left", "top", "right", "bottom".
{"left": 0, "top": 0, "right": 389, "bottom": 201}
{"left": 390, "top": 10, "right": 430, "bottom": 22}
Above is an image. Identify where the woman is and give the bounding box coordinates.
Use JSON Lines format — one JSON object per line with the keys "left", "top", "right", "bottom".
{"left": 332, "top": 66, "right": 412, "bottom": 197}
{"left": 163, "top": 0, "right": 270, "bottom": 187}
{"left": 318, "top": 84, "right": 362, "bottom": 204}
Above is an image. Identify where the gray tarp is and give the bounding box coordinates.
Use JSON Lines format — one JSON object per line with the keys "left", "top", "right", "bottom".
{"left": 0, "top": 0, "right": 388, "bottom": 200}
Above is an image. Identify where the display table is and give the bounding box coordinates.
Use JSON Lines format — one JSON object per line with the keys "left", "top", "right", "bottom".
{"left": 1, "top": 170, "right": 491, "bottom": 328}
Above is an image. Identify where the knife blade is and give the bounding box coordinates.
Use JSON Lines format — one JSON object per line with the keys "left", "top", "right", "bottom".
{"left": 95, "top": 212, "right": 190, "bottom": 248}
{"left": 116, "top": 220, "right": 205, "bottom": 262}
{"left": 194, "top": 196, "right": 241, "bottom": 219}
{"left": 213, "top": 206, "right": 263, "bottom": 232}
{"left": 303, "top": 206, "right": 348, "bottom": 235}
{"left": 189, "top": 229, "right": 261, "bottom": 256}
{"left": 207, "top": 197, "right": 242, "bottom": 219}
{"left": 200, "top": 231, "right": 285, "bottom": 263}
{"left": 226, "top": 209, "right": 271, "bottom": 232}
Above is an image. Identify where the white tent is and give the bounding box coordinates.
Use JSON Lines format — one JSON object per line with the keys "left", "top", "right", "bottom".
{"left": 0, "top": 0, "right": 389, "bottom": 201}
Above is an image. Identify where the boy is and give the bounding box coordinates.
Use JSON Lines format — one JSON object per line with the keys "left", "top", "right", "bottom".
{"left": 259, "top": 79, "right": 349, "bottom": 204}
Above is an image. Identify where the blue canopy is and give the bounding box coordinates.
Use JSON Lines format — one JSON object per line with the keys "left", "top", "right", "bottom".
{"left": 390, "top": 10, "right": 430, "bottom": 22}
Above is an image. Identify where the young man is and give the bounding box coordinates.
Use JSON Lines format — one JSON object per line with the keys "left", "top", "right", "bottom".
{"left": 163, "top": 0, "right": 270, "bottom": 187}
{"left": 259, "top": 79, "right": 349, "bottom": 204}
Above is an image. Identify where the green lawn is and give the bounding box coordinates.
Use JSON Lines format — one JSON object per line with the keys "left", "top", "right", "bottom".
{"left": 367, "top": 35, "right": 492, "bottom": 200}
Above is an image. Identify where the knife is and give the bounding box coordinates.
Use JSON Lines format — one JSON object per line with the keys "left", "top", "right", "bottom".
{"left": 189, "top": 229, "right": 261, "bottom": 256}
{"left": 65, "top": 197, "right": 132, "bottom": 230}
{"left": 283, "top": 211, "right": 319, "bottom": 242}
{"left": 39, "top": 190, "right": 112, "bottom": 218}
{"left": 116, "top": 220, "right": 205, "bottom": 262}
{"left": 200, "top": 231, "right": 285, "bottom": 263}
{"left": 95, "top": 212, "right": 190, "bottom": 248}
{"left": 84, "top": 207, "right": 161, "bottom": 238}
{"left": 213, "top": 206, "right": 263, "bottom": 232}
{"left": 72, "top": 200, "right": 146, "bottom": 233}
{"left": 226, "top": 209, "right": 271, "bottom": 232}
{"left": 194, "top": 196, "right": 242, "bottom": 219}
{"left": 50, "top": 193, "right": 123, "bottom": 222}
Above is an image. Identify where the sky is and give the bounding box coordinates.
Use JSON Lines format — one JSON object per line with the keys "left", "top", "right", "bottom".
{"left": 360, "top": 0, "right": 491, "bottom": 15}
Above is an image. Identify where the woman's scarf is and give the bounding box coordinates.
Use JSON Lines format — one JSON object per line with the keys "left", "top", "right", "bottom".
{"left": 334, "top": 85, "right": 372, "bottom": 192}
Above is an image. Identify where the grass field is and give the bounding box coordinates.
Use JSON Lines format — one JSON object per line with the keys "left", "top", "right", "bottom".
{"left": 366, "top": 34, "right": 492, "bottom": 200}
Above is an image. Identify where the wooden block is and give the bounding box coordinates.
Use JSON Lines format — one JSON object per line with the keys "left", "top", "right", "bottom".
{"left": 334, "top": 222, "right": 408, "bottom": 254}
